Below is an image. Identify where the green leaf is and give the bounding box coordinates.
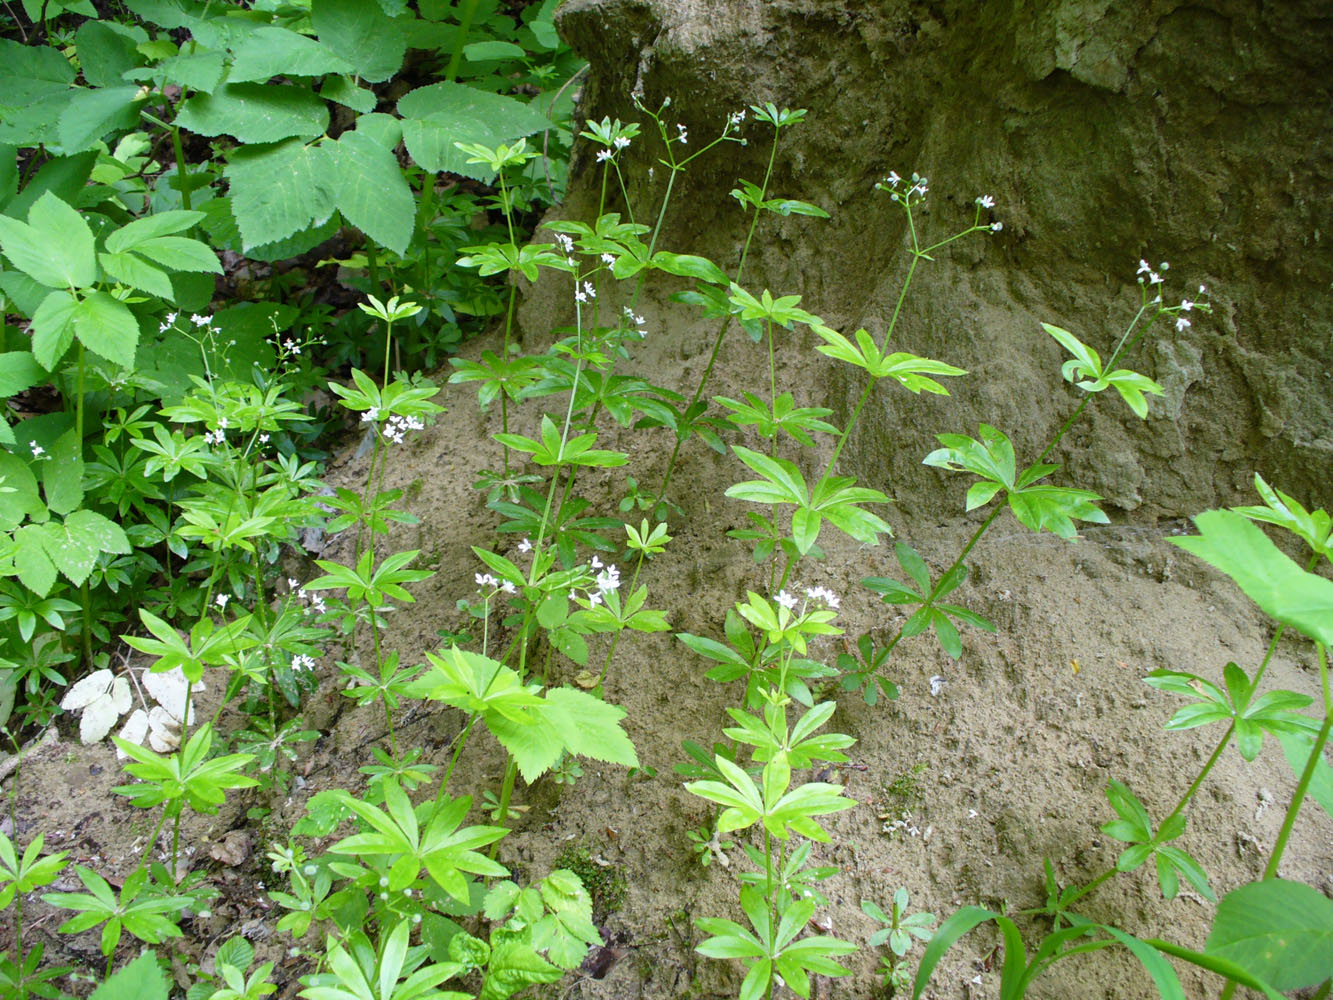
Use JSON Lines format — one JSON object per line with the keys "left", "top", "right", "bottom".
{"left": 0, "top": 450, "right": 43, "bottom": 530}
{"left": 98, "top": 252, "right": 173, "bottom": 298}
{"left": 30, "top": 290, "right": 78, "bottom": 368}
{"left": 1205, "top": 880, "right": 1333, "bottom": 990}
{"left": 912, "top": 906, "right": 997, "bottom": 1000}
{"left": 480, "top": 941, "right": 561, "bottom": 1000}
{"left": 325, "top": 131, "right": 415, "bottom": 256}
{"left": 0, "top": 38, "right": 74, "bottom": 108}
{"left": 74, "top": 291, "right": 140, "bottom": 370}
{"left": 650, "top": 251, "right": 728, "bottom": 286}
{"left": 176, "top": 84, "right": 329, "bottom": 144}
{"left": 312, "top": 0, "right": 406, "bottom": 83}
{"left": 225, "top": 140, "right": 337, "bottom": 251}
{"left": 0, "top": 192, "right": 96, "bottom": 289}
{"left": 463, "top": 40, "right": 527, "bottom": 62}
{"left": 1276, "top": 731, "right": 1333, "bottom": 820}
{"left": 43, "top": 430, "right": 84, "bottom": 516}
{"left": 0, "top": 351, "right": 46, "bottom": 397}
{"left": 74, "top": 19, "right": 145, "bottom": 88}
{"left": 1171, "top": 509, "right": 1333, "bottom": 646}
{"left": 321, "top": 75, "right": 376, "bottom": 114}
{"left": 90, "top": 952, "right": 168, "bottom": 1000}
{"left": 58, "top": 86, "right": 145, "bottom": 153}
{"left": 42, "top": 509, "right": 130, "bottom": 587}
{"left": 398, "top": 82, "right": 550, "bottom": 181}
{"left": 228, "top": 26, "right": 354, "bottom": 83}
{"left": 14, "top": 525, "right": 57, "bottom": 597}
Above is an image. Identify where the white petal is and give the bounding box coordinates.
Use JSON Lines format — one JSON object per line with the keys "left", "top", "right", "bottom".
{"left": 110, "top": 675, "right": 132, "bottom": 715}
{"left": 116, "top": 710, "right": 150, "bottom": 757}
{"left": 79, "top": 696, "right": 119, "bottom": 744}
{"left": 60, "top": 669, "right": 114, "bottom": 711}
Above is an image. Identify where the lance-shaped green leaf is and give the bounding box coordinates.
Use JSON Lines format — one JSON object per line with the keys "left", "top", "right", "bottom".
{"left": 1232, "top": 473, "right": 1331, "bottom": 560}
{"left": 331, "top": 782, "right": 508, "bottom": 903}
{"left": 1043, "top": 322, "right": 1164, "bottom": 418}
{"left": 814, "top": 326, "right": 966, "bottom": 393}
{"left": 121, "top": 610, "right": 254, "bottom": 684}
{"left": 1144, "top": 663, "right": 1316, "bottom": 760}
{"left": 924, "top": 424, "right": 1108, "bottom": 539}
{"left": 1099, "top": 779, "right": 1214, "bottom": 901}
{"left": 402, "top": 646, "right": 543, "bottom": 723}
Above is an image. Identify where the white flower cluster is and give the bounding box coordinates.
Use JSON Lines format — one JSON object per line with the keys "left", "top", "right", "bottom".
{"left": 585, "top": 555, "right": 621, "bottom": 606}
{"left": 475, "top": 572, "right": 517, "bottom": 595}
{"left": 288, "top": 577, "right": 327, "bottom": 616}
{"left": 360, "top": 409, "right": 424, "bottom": 445}
{"left": 728, "top": 109, "right": 746, "bottom": 127}
{"left": 1137, "top": 259, "right": 1208, "bottom": 330}
{"left": 623, "top": 305, "right": 647, "bottom": 338}
{"left": 676, "top": 123, "right": 688, "bottom": 145}
{"left": 804, "top": 585, "right": 841, "bottom": 610}
{"left": 555, "top": 232, "right": 576, "bottom": 268}
{"left": 291, "top": 654, "right": 316, "bottom": 672}
{"left": 204, "top": 417, "right": 229, "bottom": 446}
{"left": 574, "top": 280, "right": 596, "bottom": 304}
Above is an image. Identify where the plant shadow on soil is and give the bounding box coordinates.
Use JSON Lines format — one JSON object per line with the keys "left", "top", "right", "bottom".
{"left": 7, "top": 303, "right": 1331, "bottom": 1000}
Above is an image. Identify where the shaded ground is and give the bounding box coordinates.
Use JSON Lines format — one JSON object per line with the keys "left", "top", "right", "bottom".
{"left": 6, "top": 296, "right": 1331, "bottom": 998}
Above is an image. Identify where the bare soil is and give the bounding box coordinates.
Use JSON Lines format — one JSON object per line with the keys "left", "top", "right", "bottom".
{"left": 6, "top": 298, "right": 1331, "bottom": 999}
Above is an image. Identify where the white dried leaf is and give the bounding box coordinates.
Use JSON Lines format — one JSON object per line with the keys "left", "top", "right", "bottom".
{"left": 79, "top": 695, "right": 121, "bottom": 744}
{"left": 147, "top": 705, "right": 181, "bottom": 752}
{"left": 141, "top": 667, "right": 198, "bottom": 725}
{"left": 60, "top": 669, "right": 114, "bottom": 711}
{"left": 110, "top": 675, "right": 132, "bottom": 715}
{"left": 117, "top": 709, "right": 149, "bottom": 757}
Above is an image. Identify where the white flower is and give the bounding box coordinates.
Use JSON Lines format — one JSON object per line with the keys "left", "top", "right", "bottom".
{"left": 1180, "top": 299, "right": 1194, "bottom": 311}
{"left": 518, "top": 538, "right": 532, "bottom": 553}
{"left": 555, "top": 233, "right": 574, "bottom": 252}
{"left": 217, "top": 417, "right": 228, "bottom": 429}
{"left": 500, "top": 580, "right": 517, "bottom": 595}
{"left": 310, "top": 594, "right": 326, "bottom": 614}
{"left": 292, "top": 654, "right": 316, "bottom": 672}
{"left": 886, "top": 171, "right": 901, "bottom": 187}
{"left": 1137, "top": 259, "right": 1151, "bottom": 275}
{"left": 976, "top": 194, "right": 995, "bottom": 209}
{"left": 191, "top": 313, "right": 211, "bottom": 327}
{"left": 613, "top": 135, "right": 631, "bottom": 149}
{"left": 583, "top": 281, "right": 596, "bottom": 299}
{"left": 596, "top": 149, "right": 613, "bottom": 162}
{"left": 991, "top": 221, "right": 1003, "bottom": 232}
{"left": 804, "top": 585, "right": 841, "bottom": 610}
{"left": 728, "top": 109, "right": 746, "bottom": 126}
{"left": 774, "top": 590, "right": 797, "bottom": 611}
{"left": 590, "top": 555, "right": 603, "bottom": 570}
{"left": 596, "top": 564, "right": 621, "bottom": 593}
{"left": 361, "top": 407, "right": 379, "bottom": 423}
{"left": 676, "top": 123, "right": 688, "bottom": 144}
{"left": 288, "top": 578, "right": 300, "bottom": 591}
{"left": 215, "top": 593, "right": 230, "bottom": 609}
{"left": 1176, "top": 316, "right": 1191, "bottom": 332}
{"left": 1149, "top": 271, "right": 1163, "bottom": 285}
{"left": 28, "top": 442, "right": 44, "bottom": 459}
{"left": 475, "top": 572, "right": 498, "bottom": 589}
{"left": 601, "top": 253, "right": 615, "bottom": 265}
{"left": 574, "top": 288, "right": 587, "bottom": 304}
{"left": 586, "top": 589, "right": 603, "bottom": 607}
{"left": 1198, "top": 284, "right": 1207, "bottom": 294}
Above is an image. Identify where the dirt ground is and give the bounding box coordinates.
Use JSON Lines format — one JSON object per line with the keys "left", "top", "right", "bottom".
{"left": 5, "top": 295, "right": 1332, "bottom": 999}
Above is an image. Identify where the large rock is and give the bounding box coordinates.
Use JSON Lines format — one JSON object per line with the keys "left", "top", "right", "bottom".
{"left": 538, "top": 0, "right": 1330, "bottom": 518}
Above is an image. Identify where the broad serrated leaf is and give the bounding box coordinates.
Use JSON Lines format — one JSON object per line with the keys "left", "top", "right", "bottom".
{"left": 176, "top": 83, "right": 328, "bottom": 144}
{"left": 312, "top": 0, "right": 406, "bottom": 82}
{"left": 228, "top": 25, "right": 354, "bottom": 82}
{"left": 57, "top": 86, "right": 145, "bottom": 153}
{"left": 0, "top": 351, "right": 46, "bottom": 397}
{"left": 225, "top": 140, "right": 337, "bottom": 251}
{"left": 73, "top": 290, "right": 139, "bottom": 369}
{"left": 398, "top": 82, "right": 550, "bottom": 180}
{"left": 325, "top": 131, "right": 415, "bottom": 256}
{"left": 0, "top": 192, "right": 95, "bottom": 289}
{"left": 74, "top": 19, "right": 145, "bottom": 88}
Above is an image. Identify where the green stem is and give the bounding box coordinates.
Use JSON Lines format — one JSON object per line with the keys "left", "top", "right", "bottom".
{"left": 1263, "top": 642, "right": 1330, "bottom": 881}
{"left": 445, "top": 0, "right": 480, "bottom": 81}
{"left": 488, "top": 756, "right": 519, "bottom": 859}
